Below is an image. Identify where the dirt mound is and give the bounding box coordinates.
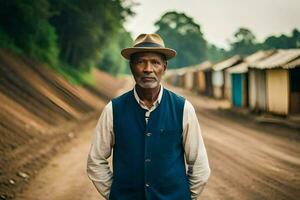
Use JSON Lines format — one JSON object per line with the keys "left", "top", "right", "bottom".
{"left": 0, "top": 50, "right": 122, "bottom": 199}
{"left": 84, "top": 68, "right": 128, "bottom": 100}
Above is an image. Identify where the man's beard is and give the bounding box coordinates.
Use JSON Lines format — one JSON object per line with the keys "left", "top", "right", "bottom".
{"left": 136, "top": 75, "right": 159, "bottom": 89}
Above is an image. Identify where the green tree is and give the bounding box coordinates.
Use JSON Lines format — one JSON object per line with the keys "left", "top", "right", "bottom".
{"left": 234, "top": 28, "right": 256, "bottom": 44}
{"left": 97, "top": 28, "right": 133, "bottom": 75}
{"left": 291, "top": 29, "right": 300, "bottom": 48}
{"left": 155, "top": 11, "right": 207, "bottom": 68}
{"left": 228, "top": 27, "right": 258, "bottom": 57}
{"left": 49, "top": 0, "right": 134, "bottom": 71}
{"left": 0, "top": 0, "right": 59, "bottom": 66}
{"left": 207, "top": 44, "right": 227, "bottom": 62}
{"left": 263, "top": 28, "right": 300, "bottom": 49}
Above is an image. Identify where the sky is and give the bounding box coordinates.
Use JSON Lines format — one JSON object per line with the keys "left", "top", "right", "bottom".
{"left": 124, "top": 0, "right": 300, "bottom": 49}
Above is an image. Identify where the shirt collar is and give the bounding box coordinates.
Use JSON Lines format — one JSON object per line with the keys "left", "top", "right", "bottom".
{"left": 133, "top": 84, "right": 163, "bottom": 109}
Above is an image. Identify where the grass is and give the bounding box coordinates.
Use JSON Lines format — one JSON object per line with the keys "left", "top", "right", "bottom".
{"left": 50, "top": 64, "right": 96, "bottom": 87}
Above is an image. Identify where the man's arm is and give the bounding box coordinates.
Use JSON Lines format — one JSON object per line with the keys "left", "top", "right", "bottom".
{"left": 87, "top": 102, "right": 114, "bottom": 199}
{"left": 182, "top": 100, "right": 211, "bottom": 200}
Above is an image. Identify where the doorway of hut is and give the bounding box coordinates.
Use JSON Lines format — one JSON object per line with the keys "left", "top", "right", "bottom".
{"left": 289, "top": 67, "right": 300, "bottom": 114}
{"left": 231, "top": 73, "right": 248, "bottom": 108}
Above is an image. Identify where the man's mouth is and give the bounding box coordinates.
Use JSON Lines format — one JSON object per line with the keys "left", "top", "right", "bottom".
{"left": 141, "top": 77, "right": 156, "bottom": 82}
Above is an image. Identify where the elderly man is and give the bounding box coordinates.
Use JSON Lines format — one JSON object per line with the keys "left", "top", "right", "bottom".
{"left": 87, "top": 33, "right": 210, "bottom": 200}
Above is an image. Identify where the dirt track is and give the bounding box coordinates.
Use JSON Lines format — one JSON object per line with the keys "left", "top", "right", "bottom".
{"left": 15, "top": 85, "right": 300, "bottom": 200}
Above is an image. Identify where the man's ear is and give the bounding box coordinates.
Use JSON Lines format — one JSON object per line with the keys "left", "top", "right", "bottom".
{"left": 162, "top": 61, "right": 167, "bottom": 75}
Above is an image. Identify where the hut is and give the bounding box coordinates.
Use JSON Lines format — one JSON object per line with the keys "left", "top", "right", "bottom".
{"left": 164, "top": 68, "right": 185, "bottom": 87}
{"left": 192, "top": 61, "right": 213, "bottom": 94}
{"left": 227, "top": 62, "right": 248, "bottom": 107}
{"left": 164, "top": 69, "right": 177, "bottom": 86}
{"left": 284, "top": 58, "right": 300, "bottom": 114}
{"left": 212, "top": 55, "right": 242, "bottom": 99}
{"left": 183, "top": 66, "right": 196, "bottom": 90}
{"left": 227, "top": 51, "right": 275, "bottom": 108}
{"left": 250, "top": 49, "right": 300, "bottom": 115}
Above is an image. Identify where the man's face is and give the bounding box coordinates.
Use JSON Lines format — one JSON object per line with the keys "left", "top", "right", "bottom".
{"left": 130, "top": 52, "right": 167, "bottom": 89}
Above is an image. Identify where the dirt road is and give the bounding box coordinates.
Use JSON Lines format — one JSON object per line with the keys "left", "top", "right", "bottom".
{"left": 15, "top": 86, "right": 300, "bottom": 200}
{"left": 181, "top": 88, "right": 300, "bottom": 200}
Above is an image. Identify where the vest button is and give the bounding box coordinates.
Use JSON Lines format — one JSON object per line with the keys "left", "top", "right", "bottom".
{"left": 145, "top": 159, "right": 151, "bottom": 162}
{"left": 146, "top": 132, "right": 152, "bottom": 136}
{"left": 145, "top": 183, "right": 150, "bottom": 187}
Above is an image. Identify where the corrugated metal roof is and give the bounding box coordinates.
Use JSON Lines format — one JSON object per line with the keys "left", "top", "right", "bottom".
{"left": 183, "top": 66, "right": 198, "bottom": 73}
{"left": 165, "top": 67, "right": 184, "bottom": 76}
{"left": 213, "top": 55, "right": 242, "bottom": 71}
{"left": 197, "top": 61, "right": 213, "bottom": 71}
{"left": 227, "top": 62, "right": 248, "bottom": 73}
{"left": 173, "top": 67, "right": 192, "bottom": 75}
{"left": 245, "top": 50, "right": 276, "bottom": 63}
{"left": 227, "top": 50, "right": 276, "bottom": 73}
{"left": 165, "top": 70, "right": 176, "bottom": 76}
{"left": 283, "top": 57, "right": 300, "bottom": 69}
{"left": 250, "top": 49, "right": 300, "bottom": 69}
{"left": 172, "top": 61, "right": 213, "bottom": 73}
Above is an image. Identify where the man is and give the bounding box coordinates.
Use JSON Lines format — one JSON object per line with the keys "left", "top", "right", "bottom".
{"left": 87, "top": 33, "right": 210, "bottom": 200}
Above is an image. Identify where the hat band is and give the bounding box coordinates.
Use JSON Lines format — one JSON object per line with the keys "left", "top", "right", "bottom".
{"left": 134, "top": 42, "right": 163, "bottom": 48}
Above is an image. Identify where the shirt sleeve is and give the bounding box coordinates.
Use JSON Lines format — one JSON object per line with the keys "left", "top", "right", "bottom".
{"left": 182, "top": 100, "right": 211, "bottom": 200}
{"left": 86, "top": 101, "right": 114, "bottom": 199}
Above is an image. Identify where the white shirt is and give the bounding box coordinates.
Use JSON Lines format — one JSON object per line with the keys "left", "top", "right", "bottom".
{"left": 87, "top": 86, "right": 210, "bottom": 200}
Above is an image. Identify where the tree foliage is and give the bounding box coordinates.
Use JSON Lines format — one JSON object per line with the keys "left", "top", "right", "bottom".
{"left": 207, "top": 44, "right": 227, "bottom": 63}
{"left": 155, "top": 11, "right": 207, "bottom": 68}
{"left": 96, "top": 28, "right": 133, "bottom": 75}
{"left": 49, "top": 0, "right": 133, "bottom": 70}
{"left": 0, "top": 0, "right": 134, "bottom": 76}
{"left": 263, "top": 28, "right": 300, "bottom": 49}
{"left": 227, "top": 27, "right": 257, "bottom": 57}
{"left": 227, "top": 28, "right": 300, "bottom": 58}
{"left": 0, "top": 0, "right": 59, "bottom": 66}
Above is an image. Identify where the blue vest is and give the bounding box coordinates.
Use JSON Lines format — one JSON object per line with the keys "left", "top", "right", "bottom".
{"left": 110, "top": 88, "right": 191, "bottom": 200}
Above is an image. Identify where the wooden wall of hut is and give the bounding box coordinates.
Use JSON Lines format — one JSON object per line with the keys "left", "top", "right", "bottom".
{"left": 184, "top": 71, "right": 194, "bottom": 90}
{"left": 179, "top": 74, "right": 185, "bottom": 88}
{"left": 266, "top": 69, "right": 289, "bottom": 115}
{"left": 224, "top": 71, "right": 232, "bottom": 101}
{"left": 193, "top": 71, "right": 206, "bottom": 93}
{"left": 212, "top": 71, "right": 224, "bottom": 99}
{"left": 248, "top": 68, "right": 267, "bottom": 112}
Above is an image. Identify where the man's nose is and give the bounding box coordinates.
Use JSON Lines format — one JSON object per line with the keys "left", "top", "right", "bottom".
{"left": 143, "top": 62, "right": 153, "bottom": 73}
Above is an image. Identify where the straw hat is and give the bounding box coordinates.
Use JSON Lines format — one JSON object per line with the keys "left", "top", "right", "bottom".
{"left": 121, "top": 33, "right": 176, "bottom": 60}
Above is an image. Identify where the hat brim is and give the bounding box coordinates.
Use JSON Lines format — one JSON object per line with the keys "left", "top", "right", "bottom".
{"left": 121, "top": 47, "right": 176, "bottom": 60}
